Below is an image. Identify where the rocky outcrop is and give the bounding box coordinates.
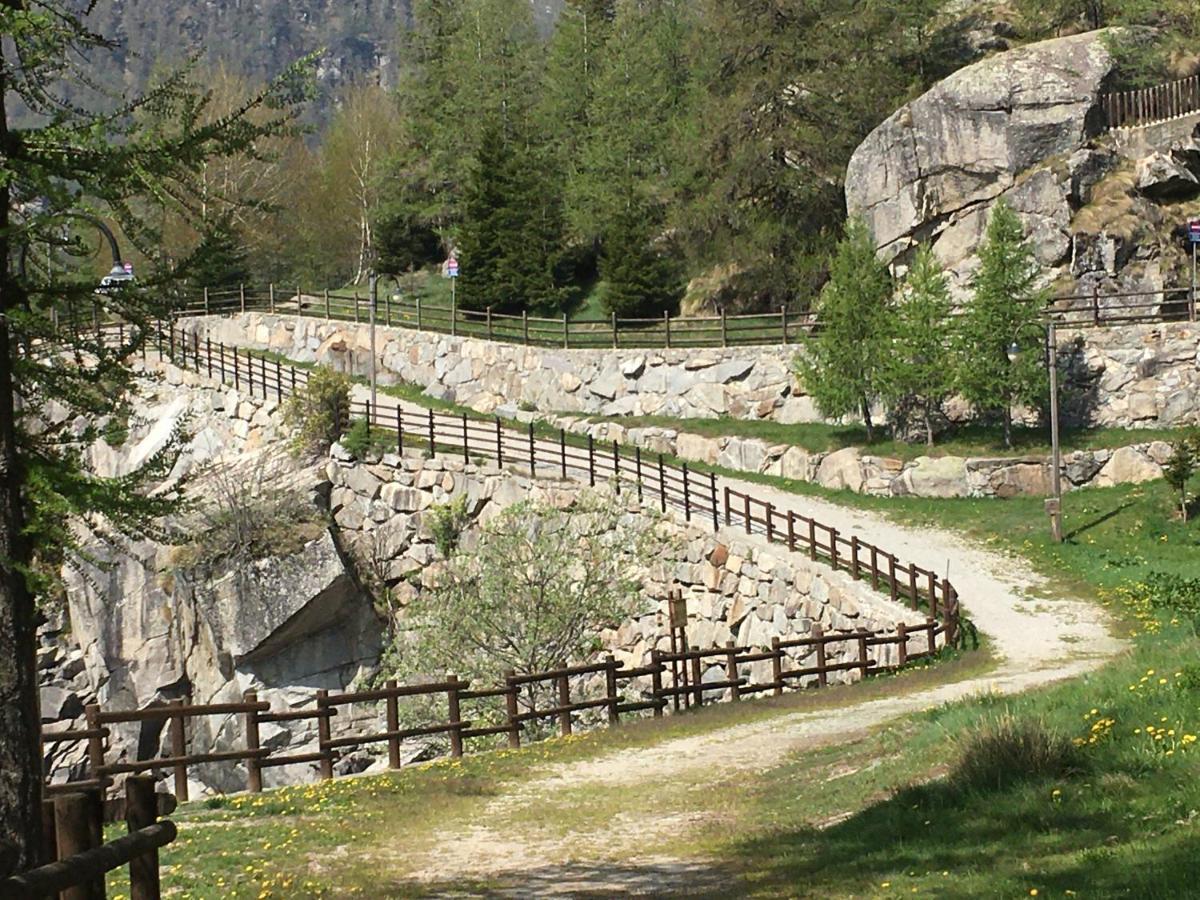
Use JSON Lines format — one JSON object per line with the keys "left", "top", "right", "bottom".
{"left": 846, "top": 30, "right": 1116, "bottom": 273}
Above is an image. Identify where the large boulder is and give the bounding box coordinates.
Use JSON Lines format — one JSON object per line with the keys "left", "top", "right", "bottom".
{"left": 846, "top": 30, "right": 1115, "bottom": 271}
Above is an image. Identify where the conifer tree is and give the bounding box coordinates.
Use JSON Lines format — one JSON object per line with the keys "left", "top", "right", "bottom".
{"left": 600, "top": 193, "right": 682, "bottom": 318}
{"left": 956, "top": 200, "right": 1049, "bottom": 449}
{"left": 794, "top": 218, "right": 892, "bottom": 442}
{"left": 0, "top": 2, "right": 310, "bottom": 867}
{"left": 882, "top": 246, "right": 956, "bottom": 446}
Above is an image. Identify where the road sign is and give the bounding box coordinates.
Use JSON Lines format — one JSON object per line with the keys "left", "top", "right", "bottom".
{"left": 446, "top": 256, "right": 459, "bottom": 278}
{"left": 1189, "top": 220, "right": 1200, "bottom": 243}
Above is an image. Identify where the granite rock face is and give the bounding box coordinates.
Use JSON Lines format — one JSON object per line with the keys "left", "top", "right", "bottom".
{"left": 846, "top": 30, "right": 1115, "bottom": 271}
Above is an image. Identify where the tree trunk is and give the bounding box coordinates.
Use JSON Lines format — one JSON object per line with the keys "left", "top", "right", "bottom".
{"left": 1003, "top": 405, "right": 1013, "bottom": 449}
{"left": 0, "top": 44, "right": 44, "bottom": 871}
{"left": 861, "top": 396, "right": 875, "bottom": 444}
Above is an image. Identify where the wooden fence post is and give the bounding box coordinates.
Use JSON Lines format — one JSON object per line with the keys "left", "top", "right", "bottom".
{"left": 829, "top": 528, "right": 840, "bottom": 570}
{"left": 664, "top": 309, "right": 671, "bottom": 349}
{"left": 486, "top": 306, "right": 493, "bottom": 341}
{"left": 909, "top": 567, "right": 919, "bottom": 610}
{"left": 244, "top": 691, "right": 263, "bottom": 794}
{"left": 385, "top": 680, "right": 401, "bottom": 769}
{"left": 888, "top": 554, "right": 899, "bottom": 603}
{"left": 562, "top": 312, "right": 569, "bottom": 349}
{"left": 557, "top": 674, "right": 572, "bottom": 736}
{"left": 324, "top": 288, "right": 330, "bottom": 320}
{"left": 926, "top": 617, "right": 937, "bottom": 657}
{"left": 710, "top": 471, "right": 719, "bottom": 532}
{"left": 611, "top": 312, "right": 618, "bottom": 349}
{"left": 649, "top": 650, "right": 664, "bottom": 718}
{"left": 239, "top": 283, "right": 246, "bottom": 314}
{"left": 428, "top": 408, "right": 436, "bottom": 454}
{"left": 55, "top": 792, "right": 103, "bottom": 900}
{"left": 84, "top": 704, "right": 105, "bottom": 786}
{"left": 560, "top": 429, "right": 568, "bottom": 479}
{"left": 203, "top": 287, "right": 209, "bottom": 315}
{"left": 725, "top": 642, "right": 741, "bottom": 701}
{"left": 720, "top": 307, "right": 727, "bottom": 347}
{"left": 605, "top": 655, "right": 620, "bottom": 726}
{"left": 682, "top": 463, "right": 691, "bottom": 522}
{"left": 169, "top": 699, "right": 188, "bottom": 803}
{"left": 126, "top": 775, "right": 162, "bottom": 900}
{"left": 353, "top": 291, "right": 360, "bottom": 324}
{"left": 588, "top": 435, "right": 596, "bottom": 487}
{"left": 689, "top": 647, "right": 704, "bottom": 707}
{"left": 770, "top": 637, "right": 783, "bottom": 697}
{"left": 743, "top": 493, "right": 751, "bottom": 535}
{"left": 316, "top": 690, "right": 333, "bottom": 780}
{"left": 504, "top": 672, "right": 521, "bottom": 748}
{"left": 461, "top": 413, "right": 469, "bottom": 464}
{"left": 659, "top": 455, "right": 667, "bottom": 513}
{"left": 269, "top": 283, "right": 275, "bottom": 313}
{"left": 850, "top": 536, "right": 860, "bottom": 580}
{"left": 897, "top": 622, "right": 908, "bottom": 668}
{"left": 780, "top": 306, "right": 788, "bottom": 344}
{"left": 813, "top": 624, "right": 828, "bottom": 688}
{"left": 787, "top": 510, "right": 796, "bottom": 552}
{"left": 808, "top": 518, "right": 817, "bottom": 561}
{"left": 857, "top": 629, "right": 870, "bottom": 681}
{"left": 447, "top": 675, "right": 465, "bottom": 758}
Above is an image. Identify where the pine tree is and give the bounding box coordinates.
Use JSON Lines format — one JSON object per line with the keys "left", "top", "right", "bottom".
{"left": 882, "top": 246, "right": 956, "bottom": 445}
{"left": 0, "top": 3, "right": 310, "bottom": 867}
{"left": 456, "top": 123, "right": 511, "bottom": 311}
{"left": 794, "top": 218, "right": 893, "bottom": 441}
{"left": 600, "top": 194, "right": 683, "bottom": 318}
{"left": 957, "top": 200, "right": 1049, "bottom": 449}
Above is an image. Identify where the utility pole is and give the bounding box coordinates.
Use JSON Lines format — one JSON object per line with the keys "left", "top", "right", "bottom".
{"left": 368, "top": 270, "right": 378, "bottom": 412}
{"left": 1047, "top": 322, "right": 1064, "bottom": 543}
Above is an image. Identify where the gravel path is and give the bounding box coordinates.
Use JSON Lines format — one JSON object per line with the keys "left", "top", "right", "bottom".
{"left": 334, "top": 384, "right": 1124, "bottom": 897}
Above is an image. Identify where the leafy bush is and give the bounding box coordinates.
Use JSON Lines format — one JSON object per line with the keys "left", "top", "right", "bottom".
{"left": 951, "top": 714, "right": 1082, "bottom": 793}
{"left": 1144, "top": 572, "right": 1200, "bottom": 622}
{"left": 428, "top": 495, "right": 471, "bottom": 558}
{"left": 281, "top": 366, "right": 351, "bottom": 456}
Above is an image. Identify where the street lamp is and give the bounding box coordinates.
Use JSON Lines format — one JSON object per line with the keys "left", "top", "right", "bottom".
{"left": 1008, "top": 330, "right": 1064, "bottom": 542}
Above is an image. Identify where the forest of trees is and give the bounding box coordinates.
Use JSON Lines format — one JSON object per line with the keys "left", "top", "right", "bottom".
{"left": 131, "top": 0, "right": 1200, "bottom": 318}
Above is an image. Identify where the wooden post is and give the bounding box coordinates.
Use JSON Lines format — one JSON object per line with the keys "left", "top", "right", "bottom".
{"left": 316, "top": 690, "right": 333, "bottom": 780}
{"left": 813, "top": 624, "right": 828, "bottom": 688}
{"left": 664, "top": 310, "right": 671, "bottom": 349}
{"left": 588, "top": 434, "right": 595, "bottom": 487}
{"left": 787, "top": 510, "right": 796, "bottom": 552}
{"left": 926, "top": 617, "right": 937, "bottom": 656}
{"left": 269, "top": 283, "right": 275, "bottom": 313}
{"left": 486, "top": 306, "right": 493, "bottom": 341}
{"left": 504, "top": 672, "right": 521, "bottom": 748}
{"left": 946, "top": 583, "right": 959, "bottom": 647}
{"left": 808, "top": 518, "right": 817, "bottom": 561}
{"left": 870, "top": 546, "right": 879, "bottom": 590}
{"left": 829, "top": 527, "right": 839, "bottom": 570}
{"left": 240, "top": 283, "right": 246, "bottom": 314}
{"left": 562, "top": 312, "right": 569, "bottom": 349}
{"left": 723, "top": 486, "right": 731, "bottom": 526}
{"left": 780, "top": 306, "right": 788, "bottom": 344}
{"left": 275, "top": 359, "right": 282, "bottom": 404}
{"left": 850, "top": 536, "right": 860, "bottom": 580}
{"left": 428, "top": 408, "right": 436, "bottom": 454}
{"left": 353, "top": 291, "right": 360, "bottom": 324}
{"left": 169, "top": 699, "right": 188, "bottom": 803}
{"left": 530, "top": 424, "right": 538, "bottom": 476}
{"left": 397, "top": 406, "right": 404, "bottom": 454}
{"left": 495, "top": 417, "right": 503, "bottom": 466}
{"left": 522, "top": 309, "right": 529, "bottom": 345}
{"left": 857, "top": 629, "right": 870, "bottom": 681}
{"left": 324, "top": 288, "right": 330, "bottom": 320}
{"left": 126, "top": 775, "right": 162, "bottom": 900}
{"left": 682, "top": 463, "right": 691, "bottom": 522}
{"left": 611, "top": 311, "right": 618, "bottom": 349}
{"left": 689, "top": 647, "right": 703, "bottom": 707}
{"left": 84, "top": 704, "right": 105, "bottom": 785}
{"left": 205, "top": 337, "right": 212, "bottom": 379}
{"left": 909, "top": 567, "right": 919, "bottom": 610}
{"left": 557, "top": 674, "right": 572, "bottom": 736}
{"left": 650, "top": 650, "right": 664, "bottom": 718}
{"left": 770, "top": 637, "right": 783, "bottom": 697}
{"left": 462, "top": 412, "right": 470, "bottom": 464}
{"left": 203, "top": 286, "right": 210, "bottom": 315}
{"left": 888, "top": 554, "right": 898, "bottom": 603}
{"left": 720, "top": 308, "right": 727, "bottom": 347}
{"left": 743, "top": 493, "right": 751, "bottom": 535}
{"left": 612, "top": 439, "right": 620, "bottom": 494}
{"left": 560, "top": 429, "right": 567, "bottom": 479}
{"left": 41, "top": 798, "right": 57, "bottom": 867}
{"left": 725, "top": 642, "right": 741, "bottom": 701}
{"left": 385, "top": 290, "right": 392, "bottom": 327}
{"left": 929, "top": 572, "right": 939, "bottom": 619}
{"left": 710, "top": 471, "right": 719, "bottom": 532}
{"left": 605, "top": 655, "right": 620, "bottom": 726}
{"left": 55, "top": 792, "right": 103, "bottom": 900}
{"left": 897, "top": 622, "right": 908, "bottom": 668}
{"left": 447, "top": 675, "right": 465, "bottom": 758}
{"left": 244, "top": 691, "right": 263, "bottom": 793}
{"left": 385, "top": 680, "right": 401, "bottom": 769}
{"left": 659, "top": 455, "right": 667, "bottom": 513}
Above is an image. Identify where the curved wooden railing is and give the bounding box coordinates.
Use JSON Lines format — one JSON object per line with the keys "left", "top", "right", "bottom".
{"left": 1102, "top": 74, "right": 1200, "bottom": 131}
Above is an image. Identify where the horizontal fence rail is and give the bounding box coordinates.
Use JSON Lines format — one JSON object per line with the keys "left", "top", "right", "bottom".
{"left": 174, "top": 279, "right": 1198, "bottom": 352}
{"left": 1102, "top": 74, "right": 1200, "bottom": 131}
{"left": 40, "top": 322, "right": 964, "bottom": 802}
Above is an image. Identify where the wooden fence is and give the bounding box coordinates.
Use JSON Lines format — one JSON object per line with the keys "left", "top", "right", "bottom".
{"left": 1102, "top": 74, "right": 1200, "bottom": 131}
{"left": 43, "top": 618, "right": 950, "bottom": 802}
{"left": 3, "top": 776, "right": 175, "bottom": 900}
{"left": 172, "top": 278, "right": 1198, "bottom": 353}
{"left": 37, "top": 322, "right": 962, "bottom": 803}
{"left": 150, "top": 322, "right": 961, "bottom": 626}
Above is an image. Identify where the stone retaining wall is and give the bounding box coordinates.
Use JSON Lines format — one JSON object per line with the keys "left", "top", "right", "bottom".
{"left": 181, "top": 309, "right": 1199, "bottom": 431}
{"left": 555, "top": 416, "right": 1176, "bottom": 498}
